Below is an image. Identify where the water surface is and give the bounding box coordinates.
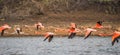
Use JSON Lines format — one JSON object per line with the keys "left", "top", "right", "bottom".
{"left": 0, "top": 37, "right": 120, "bottom": 55}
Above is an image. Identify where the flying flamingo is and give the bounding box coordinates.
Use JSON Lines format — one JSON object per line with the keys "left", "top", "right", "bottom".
{"left": 68, "top": 22, "right": 78, "bottom": 39}
{"left": 0, "top": 24, "right": 11, "bottom": 36}
{"left": 111, "top": 30, "right": 120, "bottom": 46}
{"left": 43, "top": 32, "right": 54, "bottom": 42}
{"left": 16, "top": 27, "right": 22, "bottom": 35}
{"left": 94, "top": 21, "right": 103, "bottom": 29}
{"left": 97, "top": 29, "right": 120, "bottom": 46}
{"left": 68, "top": 28, "right": 80, "bottom": 39}
{"left": 84, "top": 28, "right": 97, "bottom": 39}
{"left": 68, "top": 28, "right": 76, "bottom": 39}
{"left": 35, "top": 22, "right": 44, "bottom": 30}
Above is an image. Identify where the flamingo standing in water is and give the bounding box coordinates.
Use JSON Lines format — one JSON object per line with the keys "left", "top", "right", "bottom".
{"left": 94, "top": 21, "right": 103, "bottom": 29}
{"left": 84, "top": 28, "right": 97, "bottom": 39}
{"left": 43, "top": 32, "right": 54, "bottom": 42}
{"left": 111, "top": 30, "right": 120, "bottom": 46}
{"left": 0, "top": 24, "right": 11, "bottom": 36}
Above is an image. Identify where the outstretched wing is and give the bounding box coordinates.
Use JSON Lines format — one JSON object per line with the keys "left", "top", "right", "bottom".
{"left": 0, "top": 27, "right": 4, "bottom": 32}
{"left": 112, "top": 34, "right": 120, "bottom": 46}
{"left": 84, "top": 31, "right": 92, "bottom": 39}
{"left": 68, "top": 33, "right": 76, "bottom": 39}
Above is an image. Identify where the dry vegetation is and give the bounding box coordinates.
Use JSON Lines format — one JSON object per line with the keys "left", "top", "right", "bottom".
{"left": 0, "top": 0, "right": 119, "bottom": 18}
{"left": 0, "top": 0, "right": 120, "bottom": 37}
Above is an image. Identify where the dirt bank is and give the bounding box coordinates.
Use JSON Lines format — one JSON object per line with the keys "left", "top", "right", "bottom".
{"left": 0, "top": 11, "right": 120, "bottom": 37}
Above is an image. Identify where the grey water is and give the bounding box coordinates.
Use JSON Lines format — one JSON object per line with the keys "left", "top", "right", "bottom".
{"left": 0, "top": 36, "right": 120, "bottom": 55}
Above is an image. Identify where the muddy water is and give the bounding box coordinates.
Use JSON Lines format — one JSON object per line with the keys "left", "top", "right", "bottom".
{"left": 0, "top": 37, "right": 120, "bottom": 55}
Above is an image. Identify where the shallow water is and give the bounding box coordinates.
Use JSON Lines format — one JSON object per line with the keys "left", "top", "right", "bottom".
{"left": 0, "top": 37, "right": 120, "bottom": 55}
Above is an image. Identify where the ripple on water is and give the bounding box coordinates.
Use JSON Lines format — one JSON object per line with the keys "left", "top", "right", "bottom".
{"left": 0, "top": 37, "right": 120, "bottom": 55}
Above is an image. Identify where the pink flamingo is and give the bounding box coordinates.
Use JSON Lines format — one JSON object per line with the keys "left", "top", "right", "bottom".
{"left": 43, "top": 32, "right": 54, "bottom": 42}
{"left": 84, "top": 28, "right": 97, "bottom": 39}
{"left": 94, "top": 21, "right": 103, "bottom": 29}
{"left": 68, "top": 22, "right": 78, "bottom": 39}
{"left": 35, "top": 22, "right": 44, "bottom": 30}
{"left": 68, "top": 28, "right": 81, "bottom": 39}
{"left": 0, "top": 24, "right": 11, "bottom": 36}
{"left": 111, "top": 30, "right": 120, "bottom": 46}
{"left": 68, "top": 28, "right": 76, "bottom": 39}
{"left": 16, "top": 27, "right": 22, "bottom": 35}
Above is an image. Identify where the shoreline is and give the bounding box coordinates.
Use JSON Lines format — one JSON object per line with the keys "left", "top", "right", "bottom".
{"left": 0, "top": 33, "right": 112, "bottom": 37}
{"left": 0, "top": 24, "right": 117, "bottom": 37}
{"left": 0, "top": 12, "right": 120, "bottom": 37}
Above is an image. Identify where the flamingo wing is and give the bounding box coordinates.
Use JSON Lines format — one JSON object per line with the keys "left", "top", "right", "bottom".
{"left": 0, "top": 27, "right": 4, "bottom": 32}
{"left": 112, "top": 34, "right": 120, "bottom": 46}
{"left": 84, "top": 31, "right": 92, "bottom": 39}
{"left": 68, "top": 33, "right": 76, "bottom": 39}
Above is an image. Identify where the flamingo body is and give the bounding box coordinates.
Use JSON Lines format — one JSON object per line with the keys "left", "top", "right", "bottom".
{"left": 84, "top": 28, "right": 97, "bottom": 39}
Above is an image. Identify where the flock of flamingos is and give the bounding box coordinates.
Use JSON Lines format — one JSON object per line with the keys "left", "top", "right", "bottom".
{"left": 0, "top": 21, "right": 120, "bottom": 46}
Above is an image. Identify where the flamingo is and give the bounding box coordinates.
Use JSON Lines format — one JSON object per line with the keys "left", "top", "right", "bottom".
{"left": 0, "top": 24, "right": 11, "bottom": 36}
{"left": 16, "top": 27, "right": 22, "bottom": 35}
{"left": 35, "top": 22, "right": 44, "bottom": 30}
{"left": 84, "top": 28, "right": 97, "bottom": 39}
{"left": 111, "top": 31, "right": 120, "bottom": 46}
{"left": 68, "top": 28, "right": 80, "bottom": 39}
{"left": 68, "top": 22, "right": 77, "bottom": 39}
{"left": 68, "top": 28, "right": 76, "bottom": 39}
{"left": 94, "top": 21, "right": 103, "bottom": 29}
{"left": 43, "top": 32, "right": 54, "bottom": 42}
